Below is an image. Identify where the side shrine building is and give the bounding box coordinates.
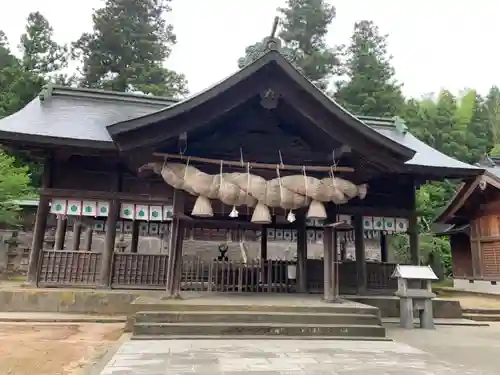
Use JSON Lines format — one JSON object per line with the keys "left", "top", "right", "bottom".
{"left": 436, "top": 156, "right": 500, "bottom": 294}
{"left": 0, "top": 47, "right": 482, "bottom": 298}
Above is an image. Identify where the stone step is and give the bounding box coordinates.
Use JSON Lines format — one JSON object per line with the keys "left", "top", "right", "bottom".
{"left": 462, "top": 308, "right": 500, "bottom": 315}
{"left": 131, "top": 334, "right": 392, "bottom": 341}
{"left": 463, "top": 313, "right": 500, "bottom": 322}
{"left": 134, "top": 310, "right": 381, "bottom": 326}
{"left": 131, "top": 302, "right": 380, "bottom": 316}
{"left": 133, "top": 322, "right": 386, "bottom": 338}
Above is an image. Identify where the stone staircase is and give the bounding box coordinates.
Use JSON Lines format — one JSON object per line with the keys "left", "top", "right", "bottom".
{"left": 131, "top": 300, "right": 389, "bottom": 341}
{"left": 463, "top": 308, "right": 500, "bottom": 322}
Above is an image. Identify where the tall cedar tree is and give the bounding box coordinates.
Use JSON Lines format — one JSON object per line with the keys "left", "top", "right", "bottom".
{"left": 19, "top": 12, "right": 68, "bottom": 75}
{"left": 72, "top": 0, "right": 187, "bottom": 97}
{"left": 335, "top": 20, "right": 404, "bottom": 117}
{"left": 484, "top": 86, "right": 500, "bottom": 155}
{"left": 238, "top": 0, "right": 338, "bottom": 90}
{"left": 0, "top": 31, "right": 44, "bottom": 118}
{"left": 466, "top": 95, "right": 494, "bottom": 163}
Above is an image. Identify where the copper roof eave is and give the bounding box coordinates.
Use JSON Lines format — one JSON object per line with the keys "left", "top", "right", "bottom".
{"left": 105, "top": 50, "right": 416, "bottom": 162}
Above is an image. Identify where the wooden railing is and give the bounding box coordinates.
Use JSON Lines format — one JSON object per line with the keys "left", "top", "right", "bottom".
{"left": 36, "top": 250, "right": 399, "bottom": 294}
{"left": 307, "top": 260, "right": 398, "bottom": 294}
{"left": 38, "top": 250, "right": 101, "bottom": 286}
{"left": 181, "top": 257, "right": 296, "bottom": 293}
{"left": 111, "top": 253, "right": 168, "bottom": 289}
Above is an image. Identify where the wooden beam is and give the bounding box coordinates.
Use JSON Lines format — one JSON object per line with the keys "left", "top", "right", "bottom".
{"left": 151, "top": 152, "right": 355, "bottom": 173}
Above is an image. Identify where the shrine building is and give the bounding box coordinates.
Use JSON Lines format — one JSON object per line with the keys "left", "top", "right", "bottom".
{"left": 436, "top": 156, "right": 500, "bottom": 294}
{"left": 0, "top": 45, "right": 482, "bottom": 299}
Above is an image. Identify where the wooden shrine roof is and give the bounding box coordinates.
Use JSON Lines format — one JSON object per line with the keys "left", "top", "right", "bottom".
{"left": 436, "top": 157, "right": 500, "bottom": 224}
{"left": 0, "top": 50, "right": 483, "bottom": 179}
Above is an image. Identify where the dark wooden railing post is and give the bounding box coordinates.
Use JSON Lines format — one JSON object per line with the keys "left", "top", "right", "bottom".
{"left": 296, "top": 215, "right": 308, "bottom": 293}
{"left": 323, "top": 225, "right": 333, "bottom": 302}
{"left": 71, "top": 220, "right": 82, "bottom": 250}
{"left": 130, "top": 221, "right": 139, "bottom": 253}
{"left": 380, "top": 232, "right": 388, "bottom": 263}
{"left": 83, "top": 225, "right": 93, "bottom": 251}
{"left": 54, "top": 216, "right": 66, "bottom": 250}
{"left": 354, "top": 214, "right": 367, "bottom": 294}
{"left": 260, "top": 225, "right": 268, "bottom": 260}
{"left": 99, "top": 199, "right": 119, "bottom": 287}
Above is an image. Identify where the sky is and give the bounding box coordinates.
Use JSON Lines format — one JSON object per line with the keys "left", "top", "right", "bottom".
{"left": 1, "top": 0, "right": 498, "bottom": 99}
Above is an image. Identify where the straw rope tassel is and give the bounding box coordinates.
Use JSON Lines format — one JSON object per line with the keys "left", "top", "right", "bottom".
{"left": 191, "top": 156, "right": 214, "bottom": 217}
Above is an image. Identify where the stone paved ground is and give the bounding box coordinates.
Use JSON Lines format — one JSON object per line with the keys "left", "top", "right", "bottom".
{"left": 98, "top": 337, "right": 495, "bottom": 375}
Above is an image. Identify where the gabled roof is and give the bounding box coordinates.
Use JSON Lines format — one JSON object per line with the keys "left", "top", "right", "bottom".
{"left": 435, "top": 171, "right": 500, "bottom": 224}
{"left": 0, "top": 85, "right": 176, "bottom": 149}
{"left": 370, "top": 117, "right": 483, "bottom": 178}
{"left": 0, "top": 52, "right": 483, "bottom": 179}
{"left": 107, "top": 50, "right": 416, "bottom": 164}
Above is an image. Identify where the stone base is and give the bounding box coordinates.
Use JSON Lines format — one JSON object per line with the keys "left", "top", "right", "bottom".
{"left": 129, "top": 294, "right": 387, "bottom": 340}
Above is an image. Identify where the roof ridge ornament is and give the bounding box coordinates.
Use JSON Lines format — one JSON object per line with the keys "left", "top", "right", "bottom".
{"left": 264, "top": 16, "right": 281, "bottom": 51}
{"left": 39, "top": 82, "right": 54, "bottom": 103}
{"left": 393, "top": 116, "right": 408, "bottom": 135}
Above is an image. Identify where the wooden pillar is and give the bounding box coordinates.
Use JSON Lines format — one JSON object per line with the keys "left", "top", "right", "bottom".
{"left": 260, "top": 225, "right": 268, "bottom": 260}
{"left": 165, "top": 189, "right": 185, "bottom": 298}
{"left": 54, "top": 217, "right": 66, "bottom": 250}
{"left": 172, "top": 221, "right": 185, "bottom": 298}
{"left": 380, "top": 232, "right": 388, "bottom": 263}
{"left": 130, "top": 221, "right": 140, "bottom": 253}
{"left": 332, "top": 229, "right": 339, "bottom": 299}
{"left": 83, "top": 226, "right": 93, "bottom": 251}
{"left": 27, "top": 156, "right": 52, "bottom": 285}
{"left": 409, "top": 182, "right": 420, "bottom": 265}
{"left": 323, "top": 226, "right": 333, "bottom": 302}
{"left": 165, "top": 217, "right": 179, "bottom": 298}
{"left": 409, "top": 213, "right": 419, "bottom": 265}
{"left": 296, "top": 215, "right": 308, "bottom": 293}
{"left": 71, "top": 221, "right": 82, "bottom": 250}
{"left": 99, "top": 199, "right": 119, "bottom": 287}
{"left": 27, "top": 196, "right": 50, "bottom": 284}
{"left": 354, "top": 214, "right": 367, "bottom": 294}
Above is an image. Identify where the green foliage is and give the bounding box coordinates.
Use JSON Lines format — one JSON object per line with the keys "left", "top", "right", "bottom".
{"left": 0, "top": 151, "right": 33, "bottom": 225}
{"left": 238, "top": 0, "right": 338, "bottom": 90}
{"left": 19, "top": 12, "right": 68, "bottom": 75}
{"left": 72, "top": 0, "right": 188, "bottom": 97}
{"left": 335, "top": 20, "right": 404, "bottom": 117}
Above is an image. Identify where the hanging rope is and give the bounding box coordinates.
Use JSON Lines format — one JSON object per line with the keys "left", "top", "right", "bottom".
{"left": 183, "top": 156, "right": 191, "bottom": 181}
{"left": 161, "top": 155, "right": 168, "bottom": 176}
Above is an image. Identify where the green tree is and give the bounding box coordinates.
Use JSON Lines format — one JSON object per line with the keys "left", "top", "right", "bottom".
{"left": 0, "top": 31, "right": 44, "bottom": 118}
{"left": 238, "top": 0, "right": 338, "bottom": 90}
{"left": 466, "top": 95, "right": 495, "bottom": 163}
{"left": 72, "top": 0, "right": 188, "bottom": 97}
{"left": 19, "top": 12, "right": 68, "bottom": 76}
{"left": 335, "top": 20, "right": 404, "bottom": 117}
{"left": 484, "top": 86, "right": 500, "bottom": 151}
{"left": 0, "top": 151, "right": 33, "bottom": 225}
{"left": 455, "top": 88, "right": 476, "bottom": 133}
